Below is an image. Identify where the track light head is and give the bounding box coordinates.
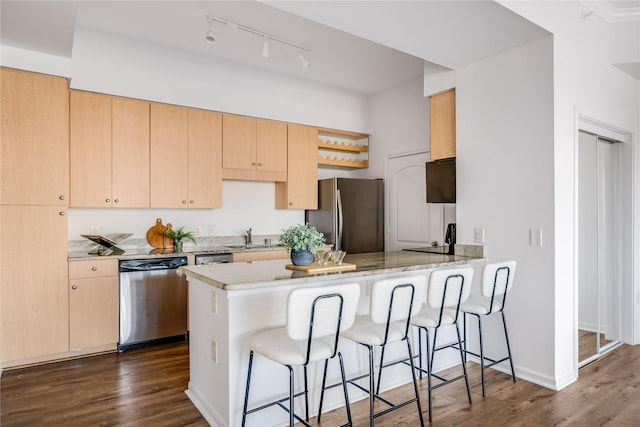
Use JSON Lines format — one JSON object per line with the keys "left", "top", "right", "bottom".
{"left": 205, "top": 28, "right": 216, "bottom": 43}
{"left": 298, "top": 52, "right": 311, "bottom": 69}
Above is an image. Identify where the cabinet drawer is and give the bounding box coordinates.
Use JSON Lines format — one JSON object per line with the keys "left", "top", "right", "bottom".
{"left": 69, "top": 259, "right": 118, "bottom": 279}
{"left": 233, "top": 249, "right": 289, "bottom": 263}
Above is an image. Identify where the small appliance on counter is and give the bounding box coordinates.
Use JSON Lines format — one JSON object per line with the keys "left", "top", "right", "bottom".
{"left": 444, "top": 223, "right": 456, "bottom": 255}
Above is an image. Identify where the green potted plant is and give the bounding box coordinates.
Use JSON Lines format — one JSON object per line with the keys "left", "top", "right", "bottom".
{"left": 279, "top": 223, "right": 325, "bottom": 266}
{"left": 162, "top": 226, "right": 197, "bottom": 253}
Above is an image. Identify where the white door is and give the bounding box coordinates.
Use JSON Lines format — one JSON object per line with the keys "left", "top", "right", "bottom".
{"left": 386, "top": 151, "right": 454, "bottom": 251}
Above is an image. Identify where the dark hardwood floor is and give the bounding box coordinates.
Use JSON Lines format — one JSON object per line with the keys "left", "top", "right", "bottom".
{"left": 2, "top": 340, "right": 640, "bottom": 426}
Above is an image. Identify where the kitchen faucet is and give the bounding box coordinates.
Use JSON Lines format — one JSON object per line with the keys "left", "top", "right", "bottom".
{"left": 246, "top": 228, "right": 252, "bottom": 246}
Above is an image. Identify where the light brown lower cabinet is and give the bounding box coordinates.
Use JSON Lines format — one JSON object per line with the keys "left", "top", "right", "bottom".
{"left": 1, "top": 205, "right": 69, "bottom": 367}
{"left": 68, "top": 259, "right": 119, "bottom": 350}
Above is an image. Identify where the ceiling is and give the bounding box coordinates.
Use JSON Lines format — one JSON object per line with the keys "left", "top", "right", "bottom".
{"left": 2, "top": 0, "right": 619, "bottom": 94}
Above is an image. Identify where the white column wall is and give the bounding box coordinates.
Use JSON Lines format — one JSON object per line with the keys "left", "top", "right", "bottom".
{"left": 455, "top": 36, "right": 556, "bottom": 388}
{"left": 499, "top": 0, "right": 640, "bottom": 387}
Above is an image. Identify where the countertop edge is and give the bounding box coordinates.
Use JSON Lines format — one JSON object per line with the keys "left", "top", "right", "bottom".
{"left": 181, "top": 255, "right": 482, "bottom": 291}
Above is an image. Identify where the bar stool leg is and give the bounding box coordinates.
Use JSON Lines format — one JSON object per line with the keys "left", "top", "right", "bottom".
{"left": 287, "top": 365, "right": 295, "bottom": 427}
{"left": 475, "top": 313, "right": 486, "bottom": 397}
{"left": 241, "top": 351, "right": 255, "bottom": 427}
{"left": 318, "top": 359, "right": 330, "bottom": 422}
{"left": 424, "top": 327, "right": 433, "bottom": 423}
{"left": 338, "top": 352, "right": 353, "bottom": 426}
{"left": 303, "top": 365, "right": 309, "bottom": 421}
{"left": 502, "top": 311, "right": 517, "bottom": 382}
{"left": 456, "top": 322, "right": 472, "bottom": 404}
{"left": 375, "top": 346, "right": 386, "bottom": 395}
{"left": 405, "top": 338, "right": 425, "bottom": 427}
{"left": 367, "top": 345, "right": 375, "bottom": 427}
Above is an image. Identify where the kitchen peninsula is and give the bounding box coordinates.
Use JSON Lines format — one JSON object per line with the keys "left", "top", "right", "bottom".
{"left": 181, "top": 250, "right": 482, "bottom": 427}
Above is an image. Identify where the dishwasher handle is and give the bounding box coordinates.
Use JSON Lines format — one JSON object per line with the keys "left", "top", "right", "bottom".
{"left": 119, "top": 257, "right": 188, "bottom": 272}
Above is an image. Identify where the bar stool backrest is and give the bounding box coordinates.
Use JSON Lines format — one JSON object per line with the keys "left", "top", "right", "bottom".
{"left": 481, "top": 261, "right": 516, "bottom": 298}
{"left": 426, "top": 267, "right": 473, "bottom": 309}
{"left": 287, "top": 283, "right": 360, "bottom": 340}
{"left": 369, "top": 276, "right": 426, "bottom": 325}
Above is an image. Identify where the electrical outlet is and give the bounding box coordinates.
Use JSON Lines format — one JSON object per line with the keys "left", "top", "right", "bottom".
{"left": 208, "top": 224, "right": 216, "bottom": 236}
{"left": 474, "top": 228, "right": 485, "bottom": 244}
{"left": 211, "top": 292, "right": 217, "bottom": 314}
{"left": 90, "top": 225, "right": 99, "bottom": 235}
{"left": 195, "top": 225, "right": 202, "bottom": 236}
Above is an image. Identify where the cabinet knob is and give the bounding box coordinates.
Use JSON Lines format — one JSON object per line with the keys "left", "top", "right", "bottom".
{"left": 114, "top": 199, "right": 119, "bottom": 203}
{"left": 182, "top": 200, "right": 187, "bottom": 204}
{"left": 257, "top": 163, "right": 262, "bottom": 167}
{"left": 59, "top": 195, "right": 65, "bottom": 200}
{"left": 59, "top": 211, "right": 65, "bottom": 216}
{"left": 105, "top": 198, "right": 111, "bottom": 203}
{"left": 251, "top": 162, "right": 256, "bottom": 166}
{"left": 189, "top": 200, "right": 194, "bottom": 204}
{"left": 289, "top": 202, "right": 293, "bottom": 206}
{"left": 71, "top": 285, "right": 78, "bottom": 290}
{"left": 91, "top": 266, "right": 97, "bottom": 271}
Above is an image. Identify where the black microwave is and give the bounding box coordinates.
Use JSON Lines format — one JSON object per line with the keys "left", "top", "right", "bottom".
{"left": 426, "top": 157, "right": 456, "bottom": 203}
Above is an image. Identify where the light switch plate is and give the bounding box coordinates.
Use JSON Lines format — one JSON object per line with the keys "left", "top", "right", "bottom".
{"left": 474, "top": 228, "right": 485, "bottom": 244}
{"left": 530, "top": 229, "right": 543, "bottom": 246}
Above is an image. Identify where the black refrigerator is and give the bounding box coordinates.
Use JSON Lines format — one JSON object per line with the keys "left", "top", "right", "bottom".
{"left": 305, "top": 178, "right": 384, "bottom": 254}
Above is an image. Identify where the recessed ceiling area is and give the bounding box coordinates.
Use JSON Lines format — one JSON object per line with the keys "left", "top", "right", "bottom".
{"left": 0, "top": 1, "right": 557, "bottom": 93}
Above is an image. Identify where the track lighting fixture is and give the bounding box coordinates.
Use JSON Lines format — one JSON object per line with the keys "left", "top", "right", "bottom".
{"left": 206, "top": 15, "right": 312, "bottom": 69}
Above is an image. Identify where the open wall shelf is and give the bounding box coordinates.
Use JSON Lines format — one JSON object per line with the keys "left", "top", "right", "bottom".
{"left": 317, "top": 128, "right": 369, "bottom": 169}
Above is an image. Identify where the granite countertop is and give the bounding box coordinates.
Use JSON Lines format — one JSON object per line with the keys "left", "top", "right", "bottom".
{"left": 181, "top": 251, "right": 483, "bottom": 291}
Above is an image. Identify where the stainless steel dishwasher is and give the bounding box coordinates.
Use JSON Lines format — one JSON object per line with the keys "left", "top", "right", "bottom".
{"left": 118, "top": 257, "right": 188, "bottom": 351}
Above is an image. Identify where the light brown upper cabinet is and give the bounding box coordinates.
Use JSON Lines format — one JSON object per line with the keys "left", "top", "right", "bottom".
{"left": 276, "top": 124, "right": 318, "bottom": 210}
{"left": 1, "top": 68, "right": 69, "bottom": 205}
{"left": 430, "top": 88, "right": 456, "bottom": 160}
{"left": 222, "top": 114, "right": 287, "bottom": 182}
{"left": 150, "top": 103, "right": 222, "bottom": 208}
{"left": 70, "top": 91, "right": 150, "bottom": 207}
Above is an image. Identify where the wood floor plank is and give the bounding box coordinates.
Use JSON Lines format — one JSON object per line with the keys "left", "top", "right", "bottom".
{"left": 2, "top": 341, "right": 640, "bottom": 426}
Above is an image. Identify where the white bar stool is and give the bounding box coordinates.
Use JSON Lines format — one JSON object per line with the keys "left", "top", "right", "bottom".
{"left": 460, "top": 260, "right": 517, "bottom": 396}
{"left": 241, "top": 283, "right": 360, "bottom": 427}
{"left": 409, "top": 266, "right": 474, "bottom": 422}
{"left": 340, "top": 276, "right": 426, "bottom": 427}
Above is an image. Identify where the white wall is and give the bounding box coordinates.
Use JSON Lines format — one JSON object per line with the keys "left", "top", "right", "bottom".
{"left": 499, "top": 0, "right": 640, "bottom": 387}
{"left": 366, "top": 74, "right": 429, "bottom": 178}
{"left": 456, "top": 36, "right": 556, "bottom": 388}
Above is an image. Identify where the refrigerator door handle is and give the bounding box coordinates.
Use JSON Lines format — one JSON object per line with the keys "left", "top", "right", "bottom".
{"left": 336, "top": 189, "right": 343, "bottom": 251}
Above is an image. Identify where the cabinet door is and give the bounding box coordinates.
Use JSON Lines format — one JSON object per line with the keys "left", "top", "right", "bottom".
{"left": 69, "top": 91, "right": 113, "bottom": 207}
{"left": 1, "top": 69, "right": 69, "bottom": 205}
{"left": 430, "top": 88, "right": 456, "bottom": 160}
{"left": 256, "top": 119, "right": 287, "bottom": 173}
{"left": 222, "top": 114, "right": 256, "bottom": 170}
{"left": 112, "top": 97, "right": 150, "bottom": 208}
{"left": 150, "top": 103, "right": 189, "bottom": 208}
{"left": 69, "top": 276, "right": 119, "bottom": 349}
{"left": 188, "top": 108, "right": 222, "bottom": 208}
{"left": 276, "top": 124, "right": 318, "bottom": 209}
{"left": 1, "top": 205, "right": 69, "bottom": 364}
